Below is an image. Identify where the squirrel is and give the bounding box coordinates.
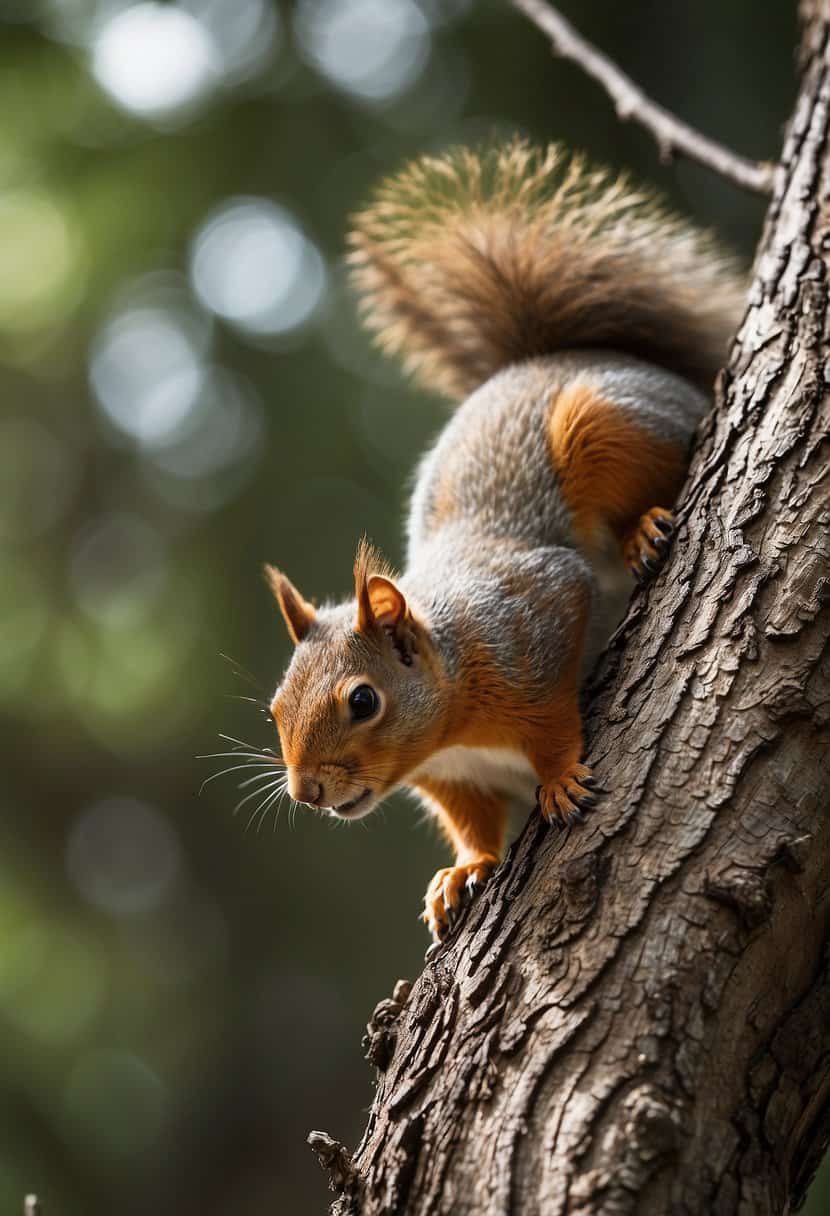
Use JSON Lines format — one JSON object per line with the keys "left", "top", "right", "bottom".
{"left": 264, "top": 140, "right": 744, "bottom": 942}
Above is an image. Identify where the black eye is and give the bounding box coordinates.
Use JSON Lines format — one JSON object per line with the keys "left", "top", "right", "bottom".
{"left": 349, "top": 684, "right": 378, "bottom": 721}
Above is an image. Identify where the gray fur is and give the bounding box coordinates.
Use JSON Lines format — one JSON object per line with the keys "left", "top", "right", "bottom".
{"left": 404, "top": 351, "right": 707, "bottom": 691}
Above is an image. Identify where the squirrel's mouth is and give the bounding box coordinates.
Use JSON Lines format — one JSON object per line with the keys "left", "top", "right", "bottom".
{"left": 329, "top": 788, "right": 373, "bottom": 819}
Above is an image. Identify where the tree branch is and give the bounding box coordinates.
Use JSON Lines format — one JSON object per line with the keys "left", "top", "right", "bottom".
{"left": 511, "top": 0, "right": 776, "bottom": 195}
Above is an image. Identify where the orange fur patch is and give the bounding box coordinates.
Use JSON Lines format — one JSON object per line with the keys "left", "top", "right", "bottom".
{"left": 548, "top": 384, "right": 687, "bottom": 549}
{"left": 414, "top": 777, "right": 507, "bottom": 862}
{"left": 431, "top": 579, "right": 589, "bottom": 780}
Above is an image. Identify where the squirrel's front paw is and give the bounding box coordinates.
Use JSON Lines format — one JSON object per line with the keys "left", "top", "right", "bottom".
{"left": 623, "top": 507, "right": 674, "bottom": 583}
{"left": 536, "top": 763, "right": 598, "bottom": 828}
{"left": 422, "top": 857, "right": 496, "bottom": 942}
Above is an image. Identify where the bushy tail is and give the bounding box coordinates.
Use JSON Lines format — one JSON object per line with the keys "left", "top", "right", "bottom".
{"left": 348, "top": 140, "right": 745, "bottom": 400}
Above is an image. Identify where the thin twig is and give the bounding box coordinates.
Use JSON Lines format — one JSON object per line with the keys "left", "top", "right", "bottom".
{"left": 24, "top": 1197, "right": 40, "bottom": 1216}
{"left": 511, "top": 0, "right": 776, "bottom": 196}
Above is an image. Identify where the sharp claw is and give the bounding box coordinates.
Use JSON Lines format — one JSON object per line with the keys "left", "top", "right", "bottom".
{"left": 654, "top": 516, "right": 674, "bottom": 536}
{"left": 578, "top": 793, "right": 597, "bottom": 809}
{"left": 581, "top": 774, "right": 596, "bottom": 788}
{"left": 424, "top": 941, "right": 442, "bottom": 962}
{"left": 568, "top": 809, "right": 586, "bottom": 826}
{"left": 653, "top": 535, "right": 669, "bottom": 552}
{"left": 465, "top": 874, "right": 481, "bottom": 896}
{"left": 641, "top": 555, "right": 658, "bottom": 574}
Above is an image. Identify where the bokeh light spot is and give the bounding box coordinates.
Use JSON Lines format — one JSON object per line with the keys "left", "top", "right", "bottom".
{"left": 91, "top": 4, "right": 219, "bottom": 120}
{"left": 145, "top": 363, "right": 264, "bottom": 480}
{"left": 90, "top": 304, "right": 210, "bottom": 445}
{"left": 189, "top": 198, "right": 326, "bottom": 336}
{"left": 294, "top": 0, "right": 430, "bottom": 102}
{"left": 70, "top": 513, "right": 168, "bottom": 628}
{"left": 0, "top": 189, "right": 84, "bottom": 333}
{"left": 189, "top": 0, "right": 280, "bottom": 83}
{"left": 66, "top": 797, "right": 182, "bottom": 918}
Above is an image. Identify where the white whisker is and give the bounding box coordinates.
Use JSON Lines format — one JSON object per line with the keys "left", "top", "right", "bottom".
{"left": 198, "top": 750, "right": 284, "bottom": 762}
{"left": 199, "top": 762, "right": 278, "bottom": 795}
{"left": 245, "top": 795, "right": 272, "bottom": 835}
{"left": 255, "top": 782, "right": 286, "bottom": 834}
{"left": 272, "top": 790, "right": 289, "bottom": 834}
{"left": 218, "top": 732, "right": 280, "bottom": 754}
{"left": 233, "top": 775, "right": 286, "bottom": 818}
{"left": 246, "top": 778, "right": 288, "bottom": 836}
{"left": 236, "top": 769, "right": 287, "bottom": 791}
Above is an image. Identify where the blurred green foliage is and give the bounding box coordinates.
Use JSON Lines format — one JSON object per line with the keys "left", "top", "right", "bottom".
{"left": 0, "top": 1, "right": 825, "bottom": 1212}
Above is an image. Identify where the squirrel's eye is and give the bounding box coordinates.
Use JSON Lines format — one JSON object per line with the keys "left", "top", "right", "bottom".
{"left": 349, "top": 684, "right": 378, "bottom": 721}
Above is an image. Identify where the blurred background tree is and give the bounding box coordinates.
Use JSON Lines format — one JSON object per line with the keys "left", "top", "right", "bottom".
{"left": 0, "top": 1, "right": 821, "bottom": 1212}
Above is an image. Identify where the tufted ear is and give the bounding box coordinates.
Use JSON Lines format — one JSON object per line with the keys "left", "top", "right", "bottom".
{"left": 264, "top": 565, "right": 316, "bottom": 644}
{"left": 354, "top": 537, "right": 396, "bottom": 633}
{"left": 353, "top": 540, "right": 419, "bottom": 662}
{"left": 353, "top": 540, "right": 420, "bottom": 664}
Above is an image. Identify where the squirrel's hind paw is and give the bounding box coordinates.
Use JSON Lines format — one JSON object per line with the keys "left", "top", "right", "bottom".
{"left": 422, "top": 857, "right": 496, "bottom": 942}
{"left": 623, "top": 508, "right": 675, "bottom": 583}
{"left": 536, "top": 763, "right": 599, "bottom": 828}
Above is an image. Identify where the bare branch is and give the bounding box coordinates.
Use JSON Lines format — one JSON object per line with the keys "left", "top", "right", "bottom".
{"left": 23, "top": 1197, "right": 40, "bottom": 1216}
{"left": 511, "top": 0, "right": 776, "bottom": 195}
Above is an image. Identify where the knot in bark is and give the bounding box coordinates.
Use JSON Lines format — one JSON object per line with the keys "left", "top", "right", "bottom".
{"left": 362, "top": 978, "right": 412, "bottom": 1070}
{"left": 571, "top": 1086, "right": 681, "bottom": 1215}
{"left": 704, "top": 861, "right": 773, "bottom": 928}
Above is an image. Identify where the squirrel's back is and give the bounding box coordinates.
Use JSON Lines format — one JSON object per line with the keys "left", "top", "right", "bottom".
{"left": 349, "top": 140, "right": 745, "bottom": 401}
{"left": 406, "top": 351, "right": 707, "bottom": 565}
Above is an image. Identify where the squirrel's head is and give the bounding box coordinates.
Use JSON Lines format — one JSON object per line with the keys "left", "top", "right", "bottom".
{"left": 266, "top": 541, "right": 446, "bottom": 820}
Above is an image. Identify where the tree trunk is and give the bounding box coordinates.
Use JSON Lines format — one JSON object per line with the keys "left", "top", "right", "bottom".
{"left": 312, "top": 7, "right": 830, "bottom": 1213}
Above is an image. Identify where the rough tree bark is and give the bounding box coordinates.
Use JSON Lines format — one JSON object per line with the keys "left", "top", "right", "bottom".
{"left": 311, "top": 6, "right": 830, "bottom": 1213}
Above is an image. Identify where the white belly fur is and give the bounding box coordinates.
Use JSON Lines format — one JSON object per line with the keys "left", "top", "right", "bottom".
{"left": 410, "top": 745, "right": 538, "bottom": 803}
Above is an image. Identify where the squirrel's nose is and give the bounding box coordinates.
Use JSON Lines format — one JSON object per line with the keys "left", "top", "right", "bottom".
{"left": 290, "top": 774, "right": 325, "bottom": 807}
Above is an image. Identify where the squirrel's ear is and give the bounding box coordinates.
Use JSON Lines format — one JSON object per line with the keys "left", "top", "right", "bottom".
{"left": 264, "top": 565, "right": 316, "bottom": 644}
{"left": 363, "top": 575, "right": 419, "bottom": 666}
{"left": 354, "top": 538, "right": 400, "bottom": 632}
{"left": 366, "top": 575, "right": 408, "bottom": 629}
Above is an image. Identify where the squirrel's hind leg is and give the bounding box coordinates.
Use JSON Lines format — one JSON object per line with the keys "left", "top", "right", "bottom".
{"left": 547, "top": 381, "right": 689, "bottom": 570}
{"left": 622, "top": 506, "right": 675, "bottom": 582}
